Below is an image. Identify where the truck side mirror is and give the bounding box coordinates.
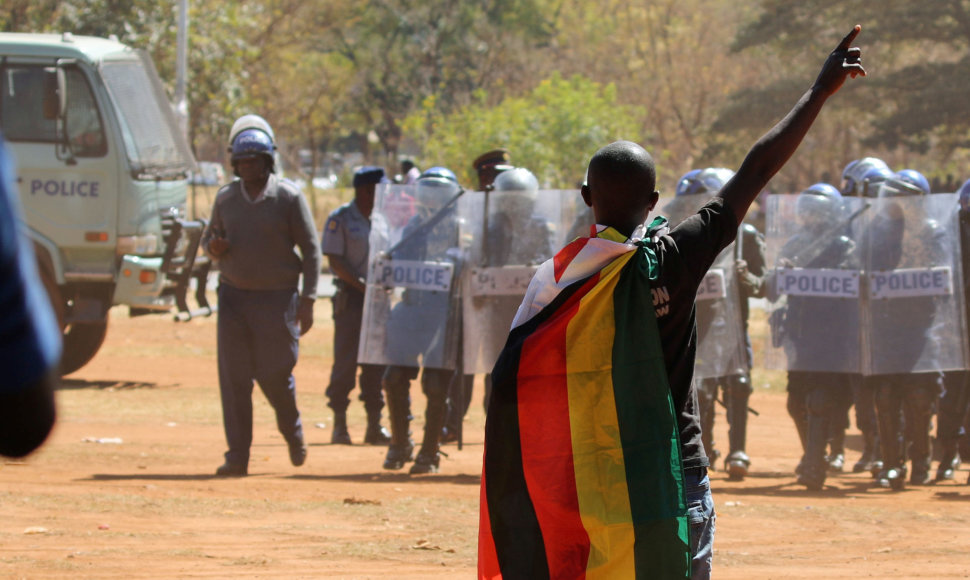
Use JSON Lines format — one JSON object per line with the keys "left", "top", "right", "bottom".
{"left": 42, "top": 67, "right": 66, "bottom": 120}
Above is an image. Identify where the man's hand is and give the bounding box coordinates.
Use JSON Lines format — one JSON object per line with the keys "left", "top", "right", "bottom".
{"left": 735, "top": 259, "right": 759, "bottom": 291}
{"left": 298, "top": 297, "right": 314, "bottom": 336}
{"left": 814, "top": 25, "right": 866, "bottom": 97}
{"left": 208, "top": 236, "right": 229, "bottom": 257}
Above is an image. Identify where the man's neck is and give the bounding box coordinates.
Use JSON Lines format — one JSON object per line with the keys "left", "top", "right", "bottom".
{"left": 242, "top": 176, "right": 270, "bottom": 200}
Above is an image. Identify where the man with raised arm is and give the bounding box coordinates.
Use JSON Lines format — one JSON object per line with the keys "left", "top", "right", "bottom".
{"left": 479, "top": 26, "right": 865, "bottom": 580}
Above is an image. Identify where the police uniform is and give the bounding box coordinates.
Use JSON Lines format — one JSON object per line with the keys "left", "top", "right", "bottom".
{"left": 934, "top": 198, "right": 970, "bottom": 481}
{"left": 381, "top": 167, "right": 466, "bottom": 474}
{"left": 778, "top": 224, "right": 858, "bottom": 490}
{"left": 863, "top": 203, "right": 946, "bottom": 488}
{"left": 696, "top": 222, "right": 765, "bottom": 479}
{"left": 204, "top": 171, "right": 321, "bottom": 475}
{"left": 321, "top": 167, "right": 388, "bottom": 445}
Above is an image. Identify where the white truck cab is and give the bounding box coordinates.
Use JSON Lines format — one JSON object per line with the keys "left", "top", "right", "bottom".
{"left": 0, "top": 32, "right": 212, "bottom": 374}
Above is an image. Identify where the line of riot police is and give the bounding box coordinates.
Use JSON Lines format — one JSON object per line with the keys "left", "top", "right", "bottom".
{"left": 348, "top": 151, "right": 970, "bottom": 490}
{"left": 357, "top": 154, "right": 584, "bottom": 474}
{"left": 763, "top": 157, "right": 970, "bottom": 491}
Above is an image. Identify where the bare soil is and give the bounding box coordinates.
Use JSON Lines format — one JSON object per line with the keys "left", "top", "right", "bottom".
{"left": 2, "top": 302, "right": 970, "bottom": 579}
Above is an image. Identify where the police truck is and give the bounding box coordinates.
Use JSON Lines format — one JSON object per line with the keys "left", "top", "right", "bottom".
{"left": 0, "top": 32, "right": 212, "bottom": 374}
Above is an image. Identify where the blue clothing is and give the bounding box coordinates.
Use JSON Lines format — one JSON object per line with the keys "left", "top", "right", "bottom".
{"left": 325, "top": 288, "right": 384, "bottom": 414}
{"left": 321, "top": 198, "right": 385, "bottom": 415}
{"left": 0, "top": 137, "right": 60, "bottom": 393}
{"left": 686, "top": 467, "right": 716, "bottom": 580}
{"left": 321, "top": 200, "right": 371, "bottom": 283}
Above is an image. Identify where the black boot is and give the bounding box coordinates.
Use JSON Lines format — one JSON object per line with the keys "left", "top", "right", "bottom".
{"left": 364, "top": 412, "right": 391, "bottom": 445}
{"left": 382, "top": 372, "right": 414, "bottom": 470}
{"left": 853, "top": 431, "right": 878, "bottom": 473}
{"left": 410, "top": 371, "right": 449, "bottom": 475}
{"left": 936, "top": 451, "right": 959, "bottom": 482}
{"left": 331, "top": 410, "right": 352, "bottom": 445}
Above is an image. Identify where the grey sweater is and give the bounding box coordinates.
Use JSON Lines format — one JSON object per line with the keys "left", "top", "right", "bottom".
{"left": 202, "top": 174, "right": 321, "bottom": 299}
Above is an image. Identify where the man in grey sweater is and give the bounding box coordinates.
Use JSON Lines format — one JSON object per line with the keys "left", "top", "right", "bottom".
{"left": 202, "top": 123, "right": 321, "bottom": 477}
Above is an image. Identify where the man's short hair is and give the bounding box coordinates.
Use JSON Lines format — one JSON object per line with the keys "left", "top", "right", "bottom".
{"left": 587, "top": 141, "right": 657, "bottom": 195}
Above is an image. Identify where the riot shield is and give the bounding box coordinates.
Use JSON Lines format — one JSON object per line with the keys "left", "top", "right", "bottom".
{"left": 860, "top": 193, "right": 967, "bottom": 374}
{"left": 459, "top": 189, "right": 583, "bottom": 374}
{"left": 762, "top": 194, "right": 866, "bottom": 373}
{"left": 661, "top": 193, "right": 710, "bottom": 228}
{"left": 358, "top": 182, "right": 464, "bottom": 371}
{"left": 661, "top": 194, "right": 749, "bottom": 379}
{"left": 692, "top": 244, "right": 749, "bottom": 379}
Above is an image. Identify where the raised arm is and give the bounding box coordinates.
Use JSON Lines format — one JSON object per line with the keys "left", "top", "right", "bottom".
{"left": 719, "top": 25, "right": 866, "bottom": 224}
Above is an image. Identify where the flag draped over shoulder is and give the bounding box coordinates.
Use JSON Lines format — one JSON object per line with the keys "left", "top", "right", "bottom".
{"left": 479, "top": 219, "right": 690, "bottom": 580}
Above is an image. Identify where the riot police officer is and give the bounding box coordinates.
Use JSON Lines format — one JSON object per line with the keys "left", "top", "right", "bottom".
{"left": 440, "top": 150, "right": 513, "bottom": 441}
{"left": 321, "top": 166, "right": 391, "bottom": 445}
{"left": 446, "top": 167, "right": 557, "bottom": 439}
{"left": 671, "top": 168, "right": 765, "bottom": 480}
{"left": 935, "top": 178, "right": 970, "bottom": 482}
{"left": 839, "top": 158, "right": 894, "bottom": 474}
{"left": 382, "top": 167, "right": 466, "bottom": 474}
{"left": 863, "top": 169, "right": 944, "bottom": 489}
{"left": 771, "top": 183, "right": 858, "bottom": 490}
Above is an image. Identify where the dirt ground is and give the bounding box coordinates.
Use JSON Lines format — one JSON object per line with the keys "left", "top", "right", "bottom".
{"left": 3, "top": 301, "right": 970, "bottom": 579}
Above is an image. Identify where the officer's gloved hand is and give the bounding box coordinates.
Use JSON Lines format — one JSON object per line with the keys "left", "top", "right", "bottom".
{"left": 400, "top": 288, "right": 414, "bottom": 305}
{"left": 735, "top": 259, "right": 760, "bottom": 291}
{"left": 445, "top": 247, "right": 464, "bottom": 263}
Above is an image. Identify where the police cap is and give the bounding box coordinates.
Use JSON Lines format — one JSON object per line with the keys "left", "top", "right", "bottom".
{"left": 353, "top": 166, "right": 388, "bottom": 187}
{"left": 473, "top": 149, "right": 513, "bottom": 173}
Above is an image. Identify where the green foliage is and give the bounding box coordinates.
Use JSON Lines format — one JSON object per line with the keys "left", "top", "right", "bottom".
{"left": 5, "top": 0, "right": 970, "bottom": 189}
{"left": 404, "top": 72, "right": 643, "bottom": 188}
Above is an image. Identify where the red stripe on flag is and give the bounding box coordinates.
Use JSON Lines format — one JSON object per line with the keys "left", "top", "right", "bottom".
{"left": 516, "top": 273, "right": 600, "bottom": 578}
{"left": 553, "top": 238, "right": 589, "bottom": 283}
{"left": 478, "top": 460, "right": 501, "bottom": 579}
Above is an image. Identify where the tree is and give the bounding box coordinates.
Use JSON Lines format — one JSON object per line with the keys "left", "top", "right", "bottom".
{"left": 718, "top": 1, "right": 970, "bottom": 186}
{"left": 543, "top": 0, "right": 764, "bottom": 191}
{"left": 405, "top": 72, "right": 643, "bottom": 188}
{"left": 320, "top": 0, "right": 559, "bottom": 164}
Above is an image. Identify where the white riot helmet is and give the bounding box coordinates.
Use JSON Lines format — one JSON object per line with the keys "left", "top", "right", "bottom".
{"left": 228, "top": 114, "right": 275, "bottom": 148}
{"left": 491, "top": 167, "right": 539, "bottom": 218}
{"left": 415, "top": 166, "right": 460, "bottom": 212}
{"left": 795, "top": 182, "right": 843, "bottom": 231}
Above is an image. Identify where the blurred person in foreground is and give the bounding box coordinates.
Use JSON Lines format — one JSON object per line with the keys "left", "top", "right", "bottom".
{"left": 0, "top": 134, "right": 60, "bottom": 457}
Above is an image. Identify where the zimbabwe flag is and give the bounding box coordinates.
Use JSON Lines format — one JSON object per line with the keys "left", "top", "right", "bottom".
{"left": 479, "top": 222, "right": 690, "bottom": 579}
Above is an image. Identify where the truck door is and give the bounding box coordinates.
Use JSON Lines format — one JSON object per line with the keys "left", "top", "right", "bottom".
{"left": 1, "top": 60, "right": 120, "bottom": 280}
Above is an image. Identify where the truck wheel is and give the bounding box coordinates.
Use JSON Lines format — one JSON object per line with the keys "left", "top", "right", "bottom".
{"left": 38, "top": 264, "right": 65, "bottom": 330}
{"left": 38, "top": 264, "right": 108, "bottom": 376}
{"left": 59, "top": 320, "right": 109, "bottom": 375}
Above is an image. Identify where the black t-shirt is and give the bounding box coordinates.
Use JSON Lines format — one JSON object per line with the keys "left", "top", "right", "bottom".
{"left": 651, "top": 196, "right": 739, "bottom": 468}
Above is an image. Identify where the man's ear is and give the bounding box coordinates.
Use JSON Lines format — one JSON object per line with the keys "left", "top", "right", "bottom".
{"left": 647, "top": 190, "right": 660, "bottom": 211}
{"left": 581, "top": 184, "right": 593, "bottom": 207}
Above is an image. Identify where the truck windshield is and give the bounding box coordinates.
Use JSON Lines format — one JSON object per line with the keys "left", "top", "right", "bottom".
{"left": 100, "top": 52, "right": 195, "bottom": 179}
{"left": 1, "top": 65, "right": 107, "bottom": 158}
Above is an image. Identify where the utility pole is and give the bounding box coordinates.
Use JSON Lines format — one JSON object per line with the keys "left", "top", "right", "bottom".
{"left": 175, "top": 0, "right": 189, "bottom": 141}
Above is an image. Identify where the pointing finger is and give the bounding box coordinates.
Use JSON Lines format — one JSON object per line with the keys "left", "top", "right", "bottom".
{"left": 837, "top": 24, "right": 861, "bottom": 52}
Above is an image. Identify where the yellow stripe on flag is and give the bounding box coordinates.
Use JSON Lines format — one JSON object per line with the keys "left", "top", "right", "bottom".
{"left": 566, "top": 252, "right": 637, "bottom": 578}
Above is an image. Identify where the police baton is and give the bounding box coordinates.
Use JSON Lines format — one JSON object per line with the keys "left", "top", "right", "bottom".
{"left": 716, "top": 395, "right": 760, "bottom": 417}
{"left": 787, "top": 203, "right": 871, "bottom": 267}
{"left": 384, "top": 187, "right": 467, "bottom": 257}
